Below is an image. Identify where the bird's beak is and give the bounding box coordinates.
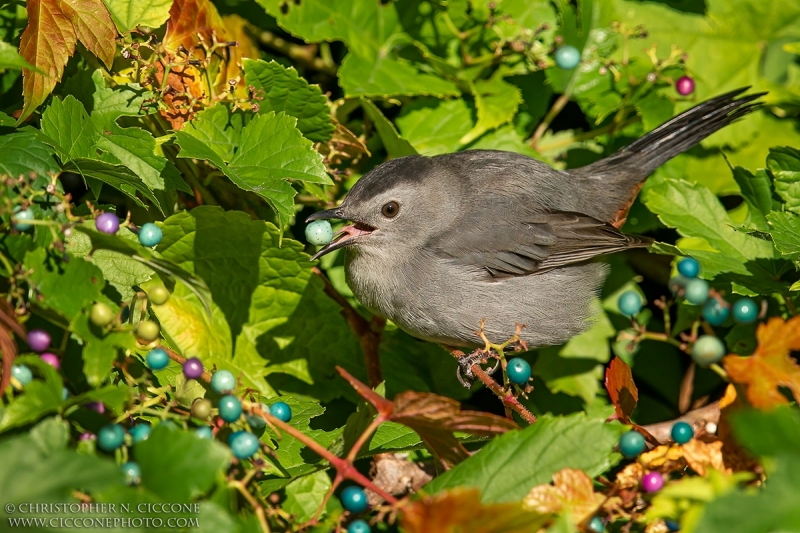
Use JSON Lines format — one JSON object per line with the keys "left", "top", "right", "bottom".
{"left": 306, "top": 207, "right": 375, "bottom": 261}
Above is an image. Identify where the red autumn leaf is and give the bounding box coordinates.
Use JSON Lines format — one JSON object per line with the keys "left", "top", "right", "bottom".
{"left": 0, "top": 300, "right": 25, "bottom": 396}
{"left": 401, "top": 487, "right": 550, "bottom": 533}
{"left": 337, "top": 366, "right": 517, "bottom": 468}
{"left": 723, "top": 315, "right": 800, "bottom": 409}
{"left": 605, "top": 357, "right": 638, "bottom": 422}
{"left": 18, "top": 0, "right": 116, "bottom": 122}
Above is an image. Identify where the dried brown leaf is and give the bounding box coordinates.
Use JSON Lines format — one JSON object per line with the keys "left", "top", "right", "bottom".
{"left": 605, "top": 357, "right": 638, "bottom": 422}
{"left": 524, "top": 468, "right": 604, "bottom": 525}
{"left": 681, "top": 439, "right": 729, "bottom": 477}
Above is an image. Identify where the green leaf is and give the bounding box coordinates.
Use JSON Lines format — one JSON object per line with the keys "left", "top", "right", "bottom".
{"left": 88, "top": 70, "right": 155, "bottom": 130}
{"left": 63, "top": 158, "right": 161, "bottom": 209}
{"left": 0, "top": 356, "right": 63, "bottom": 432}
{"left": 282, "top": 471, "right": 332, "bottom": 523}
{"left": 0, "top": 130, "right": 60, "bottom": 179}
{"left": 24, "top": 248, "right": 105, "bottom": 320}
{"left": 729, "top": 407, "right": 800, "bottom": 458}
{"left": 0, "top": 40, "right": 41, "bottom": 72}
{"left": 731, "top": 166, "right": 774, "bottom": 231}
{"left": 39, "top": 95, "right": 100, "bottom": 160}
{"left": 96, "top": 123, "right": 171, "bottom": 192}
{"left": 101, "top": 0, "right": 173, "bottom": 33}
{"left": 396, "top": 98, "right": 474, "bottom": 156}
{"left": 135, "top": 425, "right": 232, "bottom": 502}
{"left": 767, "top": 146, "right": 800, "bottom": 214}
{"left": 70, "top": 314, "right": 139, "bottom": 387}
{"left": 460, "top": 76, "right": 523, "bottom": 145}
{"left": 424, "top": 413, "right": 623, "bottom": 503}
{"left": 361, "top": 98, "right": 417, "bottom": 158}
{"left": 766, "top": 211, "right": 800, "bottom": 260}
{"left": 175, "top": 108, "right": 331, "bottom": 226}
{"left": 244, "top": 59, "right": 333, "bottom": 142}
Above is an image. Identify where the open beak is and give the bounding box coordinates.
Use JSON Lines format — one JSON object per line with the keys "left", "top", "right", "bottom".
{"left": 306, "top": 208, "right": 375, "bottom": 261}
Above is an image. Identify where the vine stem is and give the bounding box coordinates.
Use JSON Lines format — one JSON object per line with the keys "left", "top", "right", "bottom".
{"left": 529, "top": 93, "right": 570, "bottom": 150}
{"left": 470, "top": 364, "right": 537, "bottom": 424}
{"left": 231, "top": 480, "right": 271, "bottom": 533}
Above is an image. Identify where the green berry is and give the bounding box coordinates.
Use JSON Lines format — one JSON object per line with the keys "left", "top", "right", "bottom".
{"left": 554, "top": 45, "right": 581, "bottom": 69}
{"left": 341, "top": 486, "right": 368, "bottom": 514}
{"left": 12, "top": 207, "right": 34, "bottom": 231}
{"left": 136, "top": 320, "right": 160, "bottom": 342}
{"left": 121, "top": 461, "right": 141, "bottom": 485}
{"left": 691, "top": 335, "right": 725, "bottom": 366}
{"left": 192, "top": 398, "right": 213, "bottom": 420}
{"left": 138, "top": 222, "right": 163, "bottom": 247}
{"left": 618, "top": 290, "right": 643, "bottom": 316}
{"left": 12, "top": 364, "right": 33, "bottom": 386}
{"left": 97, "top": 424, "right": 125, "bottom": 451}
{"left": 732, "top": 297, "right": 758, "bottom": 324}
{"left": 270, "top": 401, "right": 292, "bottom": 422}
{"left": 347, "top": 520, "right": 370, "bottom": 533}
{"left": 219, "top": 395, "right": 243, "bottom": 423}
{"left": 90, "top": 302, "right": 115, "bottom": 327}
{"left": 506, "top": 358, "right": 531, "bottom": 385}
{"left": 587, "top": 516, "right": 604, "bottom": 533}
{"left": 211, "top": 370, "right": 236, "bottom": 394}
{"left": 305, "top": 220, "right": 333, "bottom": 246}
{"left": 677, "top": 258, "right": 700, "bottom": 278}
{"left": 147, "top": 285, "right": 170, "bottom": 305}
{"left": 146, "top": 348, "right": 169, "bottom": 370}
{"left": 619, "top": 430, "right": 646, "bottom": 458}
{"left": 702, "top": 298, "right": 730, "bottom": 326}
{"left": 671, "top": 421, "right": 694, "bottom": 444}
{"left": 684, "top": 279, "right": 709, "bottom": 305}
{"left": 228, "top": 430, "right": 260, "bottom": 459}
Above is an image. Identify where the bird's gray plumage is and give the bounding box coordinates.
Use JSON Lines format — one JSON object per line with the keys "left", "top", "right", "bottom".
{"left": 309, "top": 89, "right": 762, "bottom": 349}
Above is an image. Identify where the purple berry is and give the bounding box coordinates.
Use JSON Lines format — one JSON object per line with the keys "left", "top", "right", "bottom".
{"left": 85, "top": 401, "right": 105, "bottom": 414}
{"left": 676, "top": 76, "right": 695, "bottom": 96}
{"left": 642, "top": 472, "right": 665, "bottom": 492}
{"left": 96, "top": 212, "right": 120, "bottom": 234}
{"left": 40, "top": 353, "right": 60, "bottom": 369}
{"left": 183, "top": 357, "right": 204, "bottom": 379}
{"left": 27, "top": 329, "right": 51, "bottom": 353}
{"left": 80, "top": 432, "right": 95, "bottom": 441}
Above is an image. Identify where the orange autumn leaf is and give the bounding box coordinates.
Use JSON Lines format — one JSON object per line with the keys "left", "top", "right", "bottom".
{"left": 524, "top": 468, "right": 605, "bottom": 525}
{"left": 605, "top": 357, "right": 638, "bottom": 422}
{"left": 401, "top": 488, "right": 550, "bottom": 533}
{"left": 723, "top": 315, "right": 800, "bottom": 409}
{"left": 18, "top": 0, "right": 116, "bottom": 122}
{"left": 681, "top": 439, "right": 729, "bottom": 477}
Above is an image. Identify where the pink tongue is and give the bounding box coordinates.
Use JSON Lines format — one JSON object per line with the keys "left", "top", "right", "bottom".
{"left": 339, "top": 224, "right": 372, "bottom": 240}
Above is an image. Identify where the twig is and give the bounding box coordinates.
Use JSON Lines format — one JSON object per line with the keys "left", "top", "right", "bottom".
{"left": 471, "top": 365, "right": 537, "bottom": 424}
{"left": 162, "top": 346, "right": 214, "bottom": 382}
{"left": 232, "top": 480, "right": 271, "bottom": 533}
{"left": 252, "top": 28, "right": 336, "bottom": 74}
{"left": 640, "top": 401, "right": 721, "bottom": 444}
{"left": 529, "top": 93, "right": 570, "bottom": 150}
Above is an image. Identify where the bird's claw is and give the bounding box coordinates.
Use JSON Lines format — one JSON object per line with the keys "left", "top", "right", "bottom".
{"left": 456, "top": 350, "right": 500, "bottom": 388}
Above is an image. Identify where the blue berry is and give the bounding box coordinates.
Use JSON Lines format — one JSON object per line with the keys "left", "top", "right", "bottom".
{"left": 340, "top": 486, "right": 369, "bottom": 514}
{"left": 671, "top": 421, "right": 694, "bottom": 444}
{"left": 618, "top": 290, "right": 643, "bottom": 316}
{"left": 665, "top": 519, "right": 681, "bottom": 532}
{"left": 146, "top": 348, "right": 169, "bottom": 370}
{"left": 506, "top": 358, "right": 531, "bottom": 385}
{"left": 228, "top": 430, "right": 260, "bottom": 458}
{"left": 702, "top": 298, "right": 730, "bottom": 326}
{"left": 211, "top": 370, "right": 236, "bottom": 394}
{"left": 97, "top": 424, "right": 125, "bottom": 452}
{"left": 554, "top": 45, "right": 581, "bottom": 69}
{"left": 12, "top": 364, "right": 33, "bottom": 386}
{"left": 12, "top": 207, "right": 34, "bottom": 231}
{"left": 677, "top": 258, "right": 700, "bottom": 278}
{"left": 347, "top": 520, "right": 371, "bottom": 533}
{"left": 305, "top": 220, "right": 333, "bottom": 246}
{"left": 195, "top": 426, "right": 214, "bottom": 439}
{"left": 129, "top": 424, "right": 151, "bottom": 444}
{"left": 138, "top": 222, "right": 163, "bottom": 247}
{"left": 95, "top": 212, "right": 120, "bottom": 234}
{"left": 270, "top": 401, "right": 292, "bottom": 422}
{"left": 121, "top": 461, "right": 141, "bottom": 485}
{"left": 732, "top": 297, "right": 758, "bottom": 324}
{"left": 619, "top": 430, "right": 646, "bottom": 458}
{"left": 219, "top": 395, "right": 243, "bottom": 423}
{"left": 691, "top": 335, "right": 725, "bottom": 366}
{"left": 588, "top": 516, "right": 604, "bottom": 533}
{"left": 684, "top": 279, "right": 709, "bottom": 305}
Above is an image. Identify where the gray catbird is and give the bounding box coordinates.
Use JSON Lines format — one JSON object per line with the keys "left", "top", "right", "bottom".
{"left": 308, "top": 88, "right": 761, "bottom": 365}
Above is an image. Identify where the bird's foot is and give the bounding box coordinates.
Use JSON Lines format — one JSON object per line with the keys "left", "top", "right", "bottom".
{"left": 455, "top": 349, "right": 501, "bottom": 389}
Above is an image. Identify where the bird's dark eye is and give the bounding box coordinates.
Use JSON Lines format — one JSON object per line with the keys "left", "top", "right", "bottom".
{"left": 381, "top": 201, "right": 400, "bottom": 218}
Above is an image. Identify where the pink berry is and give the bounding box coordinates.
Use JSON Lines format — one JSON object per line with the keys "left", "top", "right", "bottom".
{"left": 676, "top": 76, "right": 695, "bottom": 96}
{"left": 40, "top": 353, "right": 60, "bottom": 369}
{"left": 642, "top": 472, "right": 665, "bottom": 492}
{"left": 27, "top": 329, "right": 51, "bottom": 352}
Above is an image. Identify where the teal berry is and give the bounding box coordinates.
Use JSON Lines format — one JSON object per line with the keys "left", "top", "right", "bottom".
{"left": 684, "top": 279, "right": 709, "bottom": 305}
{"left": 11, "top": 364, "right": 33, "bottom": 386}
{"left": 195, "top": 426, "right": 214, "bottom": 440}
{"left": 129, "top": 424, "right": 151, "bottom": 444}
{"left": 245, "top": 403, "right": 270, "bottom": 429}
{"left": 97, "top": 424, "right": 126, "bottom": 452}
{"left": 146, "top": 348, "right": 170, "bottom": 370}
{"left": 341, "top": 486, "right": 369, "bottom": 514}
{"left": 305, "top": 220, "right": 334, "bottom": 246}
{"left": 121, "top": 461, "right": 141, "bottom": 485}
{"left": 587, "top": 516, "right": 604, "bottom": 533}
{"left": 219, "top": 395, "right": 243, "bottom": 423}
{"left": 270, "top": 401, "right": 292, "bottom": 423}
{"left": 211, "top": 369, "right": 236, "bottom": 394}
{"left": 138, "top": 222, "right": 163, "bottom": 247}
{"left": 702, "top": 298, "right": 730, "bottom": 326}
{"left": 619, "top": 430, "right": 646, "bottom": 458}
{"left": 228, "top": 430, "right": 260, "bottom": 458}
{"left": 677, "top": 258, "right": 700, "bottom": 278}
{"left": 554, "top": 45, "right": 581, "bottom": 69}
{"left": 506, "top": 358, "right": 531, "bottom": 385}
{"left": 671, "top": 421, "right": 694, "bottom": 444}
{"left": 62, "top": 387, "right": 70, "bottom": 401}
{"left": 347, "top": 520, "right": 371, "bottom": 533}
{"left": 12, "top": 207, "right": 34, "bottom": 231}
{"left": 732, "top": 297, "right": 758, "bottom": 324}
{"left": 691, "top": 335, "right": 725, "bottom": 366}
{"left": 618, "top": 290, "right": 643, "bottom": 316}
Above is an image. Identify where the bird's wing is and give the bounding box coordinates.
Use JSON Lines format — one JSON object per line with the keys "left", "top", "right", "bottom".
{"left": 428, "top": 210, "right": 651, "bottom": 277}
